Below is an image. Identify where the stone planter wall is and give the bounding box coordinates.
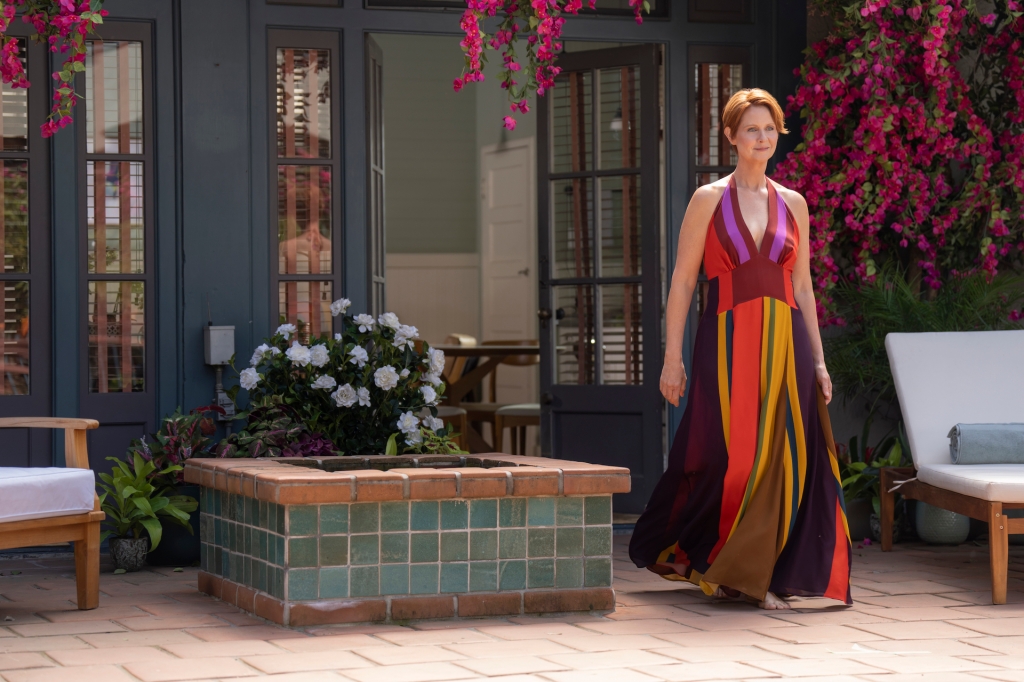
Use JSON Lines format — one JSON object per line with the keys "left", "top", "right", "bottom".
{"left": 184, "top": 455, "right": 630, "bottom": 626}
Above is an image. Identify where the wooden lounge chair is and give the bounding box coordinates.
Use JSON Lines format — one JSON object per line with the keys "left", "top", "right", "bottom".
{"left": 0, "top": 418, "right": 103, "bottom": 609}
{"left": 881, "top": 330, "right": 1024, "bottom": 604}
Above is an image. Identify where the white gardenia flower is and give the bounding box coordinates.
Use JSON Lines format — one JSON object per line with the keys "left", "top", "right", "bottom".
{"left": 330, "top": 298, "right": 351, "bottom": 317}
{"left": 393, "top": 324, "right": 419, "bottom": 350}
{"left": 356, "top": 386, "right": 371, "bottom": 406}
{"left": 397, "top": 411, "right": 420, "bottom": 435}
{"left": 427, "top": 347, "right": 445, "bottom": 374}
{"left": 405, "top": 430, "right": 423, "bottom": 446}
{"left": 286, "top": 341, "right": 312, "bottom": 367}
{"left": 239, "top": 367, "right": 260, "bottom": 390}
{"left": 331, "top": 383, "right": 358, "bottom": 408}
{"left": 424, "top": 415, "right": 444, "bottom": 431}
{"left": 311, "top": 375, "right": 337, "bottom": 390}
{"left": 334, "top": 333, "right": 342, "bottom": 341}
{"left": 400, "top": 368, "right": 411, "bottom": 378}
{"left": 378, "top": 312, "right": 401, "bottom": 330}
{"left": 309, "top": 344, "right": 329, "bottom": 368}
{"left": 353, "top": 314, "right": 375, "bottom": 332}
{"left": 276, "top": 323, "right": 297, "bottom": 339}
{"left": 250, "top": 343, "right": 271, "bottom": 366}
{"left": 374, "top": 365, "right": 400, "bottom": 391}
{"left": 422, "top": 371, "right": 442, "bottom": 387}
{"left": 348, "top": 346, "right": 369, "bottom": 368}
{"left": 420, "top": 385, "right": 438, "bottom": 406}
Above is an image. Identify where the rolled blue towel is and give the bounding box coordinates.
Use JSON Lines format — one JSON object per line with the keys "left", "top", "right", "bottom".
{"left": 949, "top": 424, "right": 1024, "bottom": 464}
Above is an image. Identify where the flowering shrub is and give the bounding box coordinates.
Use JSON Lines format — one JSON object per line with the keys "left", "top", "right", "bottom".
{"left": 455, "top": 0, "right": 649, "bottom": 131}
{"left": 234, "top": 301, "right": 463, "bottom": 456}
{"left": 774, "top": 0, "right": 1024, "bottom": 320}
{"left": 127, "top": 405, "right": 222, "bottom": 484}
{"left": 0, "top": 0, "right": 108, "bottom": 137}
{"left": 215, "top": 406, "right": 339, "bottom": 459}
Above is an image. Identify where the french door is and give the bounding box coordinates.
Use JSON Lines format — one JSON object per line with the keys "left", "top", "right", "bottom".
{"left": 538, "top": 45, "right": 662, "bottom": 513}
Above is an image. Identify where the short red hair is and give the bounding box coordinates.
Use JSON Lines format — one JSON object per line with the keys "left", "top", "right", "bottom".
{"left": 722, "top": 88, "right": 789, "bottom": 137}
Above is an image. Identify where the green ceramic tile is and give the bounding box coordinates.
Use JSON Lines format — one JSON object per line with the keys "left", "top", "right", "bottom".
{"left": 499, "top": 529, "right": 527, "bottom": 559}
{"left": 470, "top": 530, "right": 498, "bottom": 561}
{"left": 556, "top": 527, "right": 584, "bottom": 557}
{"left": 350, "top": 535, "right": 379, "bottom": 565}
{"left": 244, "top": 497, "right": 255, "bottom": 525}
{"left": 258, "top": 499, "right": 267, "bottom": 527}
{"left": 320, "top": 504, "right": 349, "bottom": 534}
{"left": 200, "top": 543, "right": 208, "bottom": 572}
{"left": 214, "top": 519, "right": 223, "bottom": 547}
{"left": 243, "top": 526, "right": 252, "bottom": 556}
{"left": 257, "top": 560, "right": 268, "bottom": 593}
{"left": 380, "top": 502, "right": 410, "bottom": 532}
{"left": 410, "top": 564, "right": 439, "bottom": 594}
{"left": 584, "top": 526, "right": 612, "bottom": 557}
{"left": 258, "top": 531, "right": 268, "bottom": 560}
{"left": 214, "top": 547, "right": 223, "bottom": 576}
{"left": 380, "top": 564, "right": 409, "bottom": 595}
{"left": 234, "top": 494, "right": 244, "bottom": 523}
{"left": 556, "top": 497, "right": 584, "bottom": 526}
{"left": 584, "top": 496, "right": 612, "bottom": 525}
{"left": 243, "top": 556, "right": 252, "bottom": 587}
{"left": 555, "top": 558, "right": 584, "bottom": 588}
{"left": 228, "top": 522, "right": 237, "bottom": 552}
{"left": 585, "top": 557, "right": 612, "bottom": 587}
{"left": 319, "top": 566, "right": 349, "bottom": 598}
{"left": 224, "top": 494, "right": 234, "bottom": 521}
{"left": 528, "top": 497, "right": 555, "bottom": 527}
{"left": 267, "top": 532, "right": 277, "bottom": 565}
{"left": 469, "top": 499, "right": 497, "bottom": 528}
{"left": 214, "top": 490, "right": 223, "bottom": 517}
{"left": 275, "top": 535, "right": 285, "bottom": 566}
{"left": 527, "top": 559, "right": 555, "bottom": 588}
{"left": 350, "top": 566, "right": 379, "bottom": 597}
{"left": 232, "top": 552, "right": 243, "bottom": 583}
{"left": 440, "top": 562, "right": 468, "bottom": 593}
{"left": 411, "top": 501, "right": 439, "bottom": 531}
{"left": 469, "top": 561, "right": 498, "bottom": 592}
{"left": 350, "top": 503, "right": 380, "bottom": 534}
{"left": 440, "top": 532, "right": 468, "bottom": 562}
{"left": 499, "top": 560, "right": 526, "bottom": 590}
{"left": 440, "top": 500, "right": 468, "bottom": 530}
{"left": 381, "top": 533, "right": 409, "bottom": 564}
{"left": 528, "top": 528, "right": 554, "bottom": 557}
{"left": 288, "top": 506, "right": 318, "bottom": 536}
{"left": 410, "top": 533, "right": 439, "bottom": 563}
{"left": 320, "top": 536, "right": 349, "bottom": 566}
{"left": 288, "top": 568, "right": 318, "bottom": 601}
{"left": 270, "top": 566, "right": 284, "bottom": 598}
{"left": 276, "top": 504, "right": 286, "bottom": 534}
{"left": 500, "top": 498, "right": 526, "bottom": 528}
{"left": 288, "top": 537, "right": 318, "bottom": 568}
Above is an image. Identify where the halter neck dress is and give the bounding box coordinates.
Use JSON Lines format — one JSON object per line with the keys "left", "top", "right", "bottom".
{"left": 629, "top": 176, "right": 852, "bottom": 604}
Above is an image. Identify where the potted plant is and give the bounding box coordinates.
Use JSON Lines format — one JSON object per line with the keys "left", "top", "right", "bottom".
{"left": 97, "top": 453, "right": 198, "bottom": 572}
{"left": 840, "top": 424, "right": 912, "bottom": 543}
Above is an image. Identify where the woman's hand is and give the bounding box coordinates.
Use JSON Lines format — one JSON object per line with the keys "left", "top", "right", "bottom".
{"left": 815, "top": 364, "right": 833, "bottom": 404}
{"left": 661, "top": 358, "right": 688, "bottom": 407}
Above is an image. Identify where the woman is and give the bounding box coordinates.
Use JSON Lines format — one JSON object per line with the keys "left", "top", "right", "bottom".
{"left": 628, "top": 89, "right": 851, "bottom": 609}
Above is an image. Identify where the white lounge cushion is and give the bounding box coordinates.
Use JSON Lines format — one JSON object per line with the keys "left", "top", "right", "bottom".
{"left": 886, "top": 330, "right": 1024, "bottom": 468}
{"left": 495, "top": 403, "right": 540, "bottom": 417}
{"left": 0, "top": 468, "right": 95, "bottom": 524}
{"left": 918, "top": 464, "right": 1024, "bottom": 502}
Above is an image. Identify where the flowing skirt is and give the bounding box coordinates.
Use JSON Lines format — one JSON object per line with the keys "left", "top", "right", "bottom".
{"left": 629, "top": 280, "right": 852, "bottom": 603}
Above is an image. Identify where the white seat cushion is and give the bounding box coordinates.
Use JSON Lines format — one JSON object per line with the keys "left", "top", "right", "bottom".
{"left": 918, "top": 464, "right": 1024, "bottom": 502}
{"left": 0, "top": 468, "right": 95, "bottom": 524}
{"left": 495, "top": 403, "right": 540, "bottom": 417}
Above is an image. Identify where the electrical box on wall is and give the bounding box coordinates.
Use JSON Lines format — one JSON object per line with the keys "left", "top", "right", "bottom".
{"left": 204, "top": 325, "right": 235, "bottom": 366}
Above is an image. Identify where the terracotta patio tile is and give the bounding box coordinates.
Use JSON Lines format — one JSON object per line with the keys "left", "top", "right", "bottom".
{"left": 1, "top": 664, "right": 139, "bottom": 682}
{"left": 123, "top": 656, "right": 258, "bottom": 681}
{"left": 444, "top": 638, "right": 576, "bottom": 659}
{"left": 241, "top": 649, "right": 375, "bottom": 673}
{"left": 135, "top": 602, "right": 239, "bottom": 617}
{"left": 573, "top": 619, "right": 697, "bottom": 635}
{"left": 860, "top": 655, "right": 1002, "bottom": 674}
{"left": 546, "top": 634, "right": 684, "bottom": 652}
{"left": 343, "top": 661, "right": 480, "bottom": 682}
{"left": 78, "top": 629, "right": 204, "bottom": 648}
{"left": 866, "top": 639, "right": 1000, "bottom": 656}
{"left": 760, "top": 609, "right": 894, "bottom": 625}
{"left": 667, "top": 611, "right": 799, "bottom": 631}
{"left": 184, "top": 624, "right": 306, "bottom": 641}
{"left": 353, "top": 643, "right": 466, "bottom": 665}
{"left": 270, "top": 633, "right": 392, "bottom": 651}
{"left": 539, "top": 669, "right": 664, "bottom": 682}
{"left": 453, "top": 655, "right": 570, "bottom": 676}
{"left": 160, "top": 640, "right": 285, "bottom": 658}
{"left": 0, "top": 636, "right": 91, "bottom": 653}
{"left": 968, "top": 636, "right": 1024, "bottom": 656}
{"left": 629, "top": 660, "right": 777, "bottom": 681}
{"left": 853, "top": 580, "right": 965, "bottom": 595}
{"left": 974, "top": 672, "right": 1024, "bottom": 682}
{"left": 746, "top": 657, "right": 889, "bottom": 677}
{"left": 857, "top": 606, "right": 980, "bottom": 621}
{"left": 650, "top": 644, "right": 790, "bottom": 662}
{"left": 36, "top": 606, "right": 150, "bottom": 622}
{"left": 373, "top": 628, "right": 494, "bottom": 646}
{"left": 951, "top": 604, "right": 1024, "bottom": 618}
{"left": 45, "top": 645, "right": 178, "bottom": 666}
{"left": 205, "top": 674, "right": 349, "bottom": 682}
{"left": 748, "top": 624, "right": 885, "bottom": 644}
{"left": 6, "top": 620, "right": 125, "bottom": 637}
{"left": 753, "top": 641, "right": 894, "bottom": 659}
{"left": 652, "top": 629, "right": 790, "bottom": 648}
{"left": 409, "top": 618, "right": 511, "bottom": 630}
{"left": 959, "top": 656, "right": 1024, "bottom": 670}
{"left": 954, "top": 618, "right": 1024, "bottom": 636}
{"left": 477, "top": 624, "right": 600, "bottom": 640}
{"left": 855, "top": 593, "right": 976, "bottom": 608}
{"left": 114, "top": 615, "right": 230, "bottom": 630}
{"left": 0, "top": 653, "right": 54, "bottom": 671}
{"left": 848, "top": 619, "right": 987, "bottom": 639}
{"left": 540, "top": 649, "right": 679, "bottom": 670}
{"left": 603, "top": 605, "right": 697, "bottom": 621}
{"left": 858, "top": 673, "right": 998, "bottom": 682}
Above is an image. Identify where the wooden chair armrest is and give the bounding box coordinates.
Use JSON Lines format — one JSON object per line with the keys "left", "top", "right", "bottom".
{"left": 0, "top": 418, "right": 99, "bottom": 430}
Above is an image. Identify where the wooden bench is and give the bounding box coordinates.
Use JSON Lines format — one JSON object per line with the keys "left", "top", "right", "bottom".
{"left": 0, "top": 418, "right": 103, "bottom": 609}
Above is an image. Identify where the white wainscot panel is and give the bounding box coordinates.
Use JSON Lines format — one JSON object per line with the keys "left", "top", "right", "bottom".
{"left": 385, "top": 253, "right": 480, "bottom": 346}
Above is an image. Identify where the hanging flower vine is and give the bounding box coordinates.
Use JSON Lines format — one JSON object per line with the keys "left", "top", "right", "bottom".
{"left": 0, "top": 0, "right": 108, "bottom": 138}
{"left": 455, "top": 0, "right": 649, "bottom": 130}
{"left": 773, "top": 0, "right": 1024, "bottom": 321}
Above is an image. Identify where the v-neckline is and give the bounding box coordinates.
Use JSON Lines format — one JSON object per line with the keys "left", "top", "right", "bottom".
{"left": 729, "top": 175, "right": 774, "bottom": 255}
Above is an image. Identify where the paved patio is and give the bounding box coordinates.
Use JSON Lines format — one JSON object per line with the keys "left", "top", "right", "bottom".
{"left": 4, "top": 536, "right": 1024, "bottom": 682}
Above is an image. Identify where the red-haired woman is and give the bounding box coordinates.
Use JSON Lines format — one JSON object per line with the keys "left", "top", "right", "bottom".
{"left": 628, "top": 89, "right": 851, "bottom": 609}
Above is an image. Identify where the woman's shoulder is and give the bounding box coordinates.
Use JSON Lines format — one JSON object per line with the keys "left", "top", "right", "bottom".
{"left": 690, "top": 177, "right": 729, "bottom": 209}
{"left": 767, "top": 178, "right": 808, "bottom": 213}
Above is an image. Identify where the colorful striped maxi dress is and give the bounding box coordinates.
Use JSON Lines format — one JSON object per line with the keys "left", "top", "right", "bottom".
{"left": 629, "top": 176, "right": 852, "bottom": 604}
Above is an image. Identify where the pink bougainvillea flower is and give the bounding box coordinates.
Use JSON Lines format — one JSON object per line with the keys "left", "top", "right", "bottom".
{"left": 503, "top": 115, "right": 517, "bottom": 130}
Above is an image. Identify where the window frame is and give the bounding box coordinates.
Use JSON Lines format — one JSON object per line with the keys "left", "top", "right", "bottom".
{"left": 362, "top": 0, "right": 669, "bottom": 18}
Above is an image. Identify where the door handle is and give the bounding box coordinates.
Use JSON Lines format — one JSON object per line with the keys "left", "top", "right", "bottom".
{"left": 537, "top": 308, "right": 552, "bottom": 321}
{"left": 518, "top": 267, "right": 530, "bottom": 277}
{"left": 540, "top": 392, "right": 554, "bottom": 405}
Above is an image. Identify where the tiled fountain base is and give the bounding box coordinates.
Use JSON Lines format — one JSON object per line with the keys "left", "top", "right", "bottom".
{"left": 184, "top": 455, "right": 630, "bottom": 626}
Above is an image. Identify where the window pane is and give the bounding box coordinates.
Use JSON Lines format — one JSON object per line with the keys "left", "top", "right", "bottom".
{"left": 87, "top": 161, "right": 145, "bottom": 274}
{"left": 278, "top": 165, "right": 332, "bottom": 275}
{"left": 552, "top": 178, "right": 594, "bottom": 280}
{"left": 1, "top": 280, "right": 29, "bottom": 395}
{"left": 365, "top": 0, "right": 663, "bottom": 13}
{"left": 2, "top": 160, "right": 29, "bottom": 274}
{"left": 88, "top": 281, "right": 145, "bottom": 393}
{"left": 554, "top": 284, "right": 596, "bottom": 385}
{"left": 552, "top": 71, "right": 592, "bottom": 174}
{"left": 601, "top": 283, "right": 642, "bottom": 385}
{"left": 276, "top": 48, "right": 331, "bottom": 159}
{"left": 694, "top": 63, "right": 743, "bottom": 166}
{"left": 599, "top": 175, "right": 641, "bottom": 277}
{"left": 696, "top": 172, "right": 725, "bottom": 187}
{"left": 279, "top": 280, "right": 332, "bottom": 342}
{"left": 599, "top": 66, "right": 640, "bottom": 171}
{"left": 1, "top": 39, "right": 27, "bottom": 151}
{"left": 86, "top": 41, "right": 144, "bottom": 155}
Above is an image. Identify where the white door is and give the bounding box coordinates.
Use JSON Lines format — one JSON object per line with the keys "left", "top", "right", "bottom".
{"left": 480, "top": 139, "right": 538, "bottom": 417}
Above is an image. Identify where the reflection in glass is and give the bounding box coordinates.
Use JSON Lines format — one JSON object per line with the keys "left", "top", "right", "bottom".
{"left": 1, "top": 160, "right": 29, "bottom": 274}
{"left": 1, "top": 281, "right": 29, "bottom": 395}
{"left": 696, "top": 172, "right": 725, "bottom": 187}
{"left": 277, "top": 48, "right": 331, "bottom": 159}
{"left": 1, "top": 39, "right": 27, "bottom": 151}
{"left": 599, "top": 175, "right": 641, "bottom": 278}
{"left": 601, "top": 283, "right": 642, "bottom": 385}
{"left": 278, "top": 165, "right": 332, "bottom": 275}
{"left": 599, "top": 66, "right": 640, "bottom": 170}
{"left": 87, "top": 161, "right": 145, "bottom": 274}
{"left": 88, "top": 281, "right": 145, "bottom": 393}
{"left": 694, "top": 63, "right": 743, "bottom": 166}
{"left": 554, "top": 285, "right": 596, "bottom": 385}
{"left": 552, "top": 70, "right": 592, "bottom": 174}
{"left": 552, "top": 178, "right": 594, "bottom": 280}
{"left": 279, "top": 280, "right": 332, "bottom": 342}
{"left": 85, "top": 41, "right": 144, "bottom": 155}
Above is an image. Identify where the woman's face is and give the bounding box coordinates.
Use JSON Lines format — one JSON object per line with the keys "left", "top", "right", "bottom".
{"left": 725, "top": 104, "right": 778, "bottom": 163}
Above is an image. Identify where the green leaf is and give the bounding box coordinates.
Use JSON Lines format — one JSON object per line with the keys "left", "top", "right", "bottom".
{"left": 385, "top": 432, "right": 399, "bottom": 456}
{"left": 113, "top": 568, "right": 126, "bottom": 574}
{"left": 139, "top": 517, "right": 163, "bottom": 551}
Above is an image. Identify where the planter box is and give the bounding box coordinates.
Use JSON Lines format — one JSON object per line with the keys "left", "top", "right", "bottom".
{"left": 183, "top": 454, "right": 630, "bottom": 626}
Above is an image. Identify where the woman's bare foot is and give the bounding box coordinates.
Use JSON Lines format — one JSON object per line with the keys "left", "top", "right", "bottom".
{"left": 712, "top": 586, "right": 742, "bottom": 600}
{"left": 757, "top": 591, "right": 791, "bottom": 610}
